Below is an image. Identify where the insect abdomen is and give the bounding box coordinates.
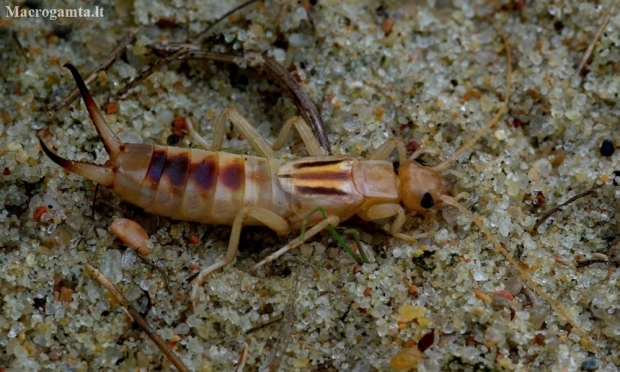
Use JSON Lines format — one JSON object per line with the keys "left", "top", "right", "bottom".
{"left": 112, "top": 145, "right": 279, "bottom": 225}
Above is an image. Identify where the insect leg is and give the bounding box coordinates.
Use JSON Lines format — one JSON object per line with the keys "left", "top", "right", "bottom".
{"left": 188, "top": 109, "right": 326, "bottom": 157}
{"left": 185, "top": 117, "right": 211, "bottom": 150}
{"left": 212, "top": 107, "right": 276, "bottom": 158}
{"left": 252, "top": 214, "right": 341, "bottom": 271}
{"left": 187, "top": 108, "right": 276, "bottom": 158}
{"left": 191, "top": 206, "right": 290, "bottom": 300}
{"left": 300, "top": 206, "right": 368, "bottom": 264}
{"left": 271, "top": 116, "right": 325, "bottom": 156}
{"left": 363, "top": 203, "right": 425, "bottom": 242}
{"left": 368, "top": 138, "right": 407, "bottom": 163}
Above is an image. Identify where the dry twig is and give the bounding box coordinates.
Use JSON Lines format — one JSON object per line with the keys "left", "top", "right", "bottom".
{"left": 111, "top": 46, "right": 190, "bottom": 102}
{"left": 532, "top": 185, "right": 601, "bottom": 233}
{"left": 84, "top": 263, "right": 189, "bottom": 372}
{"left": 192, "top": 0, "right": 262, "bottom": 42}
{"left": 12, "top": 31, "right": 29, "bottom": 62}
{"left": 576, "top": 0, "right": 620, "bottom": 76}
{"left": 261, "top": 268, "right": 300, "bottom": 372}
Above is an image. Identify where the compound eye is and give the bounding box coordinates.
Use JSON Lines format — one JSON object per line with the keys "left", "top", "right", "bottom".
{"left": 420, "top": 192, "right": 434, "bottom": 209}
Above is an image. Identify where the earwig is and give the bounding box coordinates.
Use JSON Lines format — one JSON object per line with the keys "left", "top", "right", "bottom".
{"left": 41, "top": 63, "right": 443, "bottom": 276}
{"left": 39, "top": 35, "right": 606, "bottom": 360}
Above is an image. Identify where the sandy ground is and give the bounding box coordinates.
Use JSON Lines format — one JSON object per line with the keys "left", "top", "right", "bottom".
{"left": 1, "top": 0, "right": 620, "bottom": 371}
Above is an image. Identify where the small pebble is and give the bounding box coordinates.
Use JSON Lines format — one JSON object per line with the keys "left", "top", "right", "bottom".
{"left": 100, "top": 249, "right": 123, "bottom": 284}
{"left": 417, "top": 329, "right": 435, "bottom": 352}
{"left": 503, "top": 277, "right": 523, "bottom": 295}
{"left": 12, "top": 344, "right": 28, "bottom": 359}
{"left": 313, "top": 242, "right": 326, "bottom": 255}
{"left": 167, "top": 134, "right": 180, "bottom": 145}
{"left": 300, "top": 244, "right": 314, "bottom": 257}
{"left": 390, "top": 347, "right": 421, "bottom": 370}
{"left": 529, "top": 307, "right": 548, "bottom": 329}
{"left": 53, "top": 24, "right": 72, "bottom": 39}
{"left": 600, "top": 139, "right": 615, "bottom": 157}
{"left": 492, "top": 290, "right": 514, "bottom": 308}
{"left": 381, "top": 18, "right": 394, "bottom": 36}
{"left": 612, "top": 170, "right": 620, "bottom": 186}
{"left": 398, "top": 305, "right": 426, "bottom": 321}
{"left": 580, "top": 358, "right": 600, "bottom": 371}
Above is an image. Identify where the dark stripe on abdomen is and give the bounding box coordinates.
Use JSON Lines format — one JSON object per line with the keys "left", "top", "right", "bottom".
{"left": 221, "top": 160, "right": 244, "bottom": 189}
{"left": 297, "top": 186, "right": 348, "bottom": 195}
{"left": 145, "top": 149, "right": 166, "bottom": 185}
{"left": 293, "top": 159, "right": 344, "bottom": 169}
{"left": 163, "top": 154, "right": 190, "bottom": 189}
{"left": 279, "top": 171, "right": 349, "bottom": 180}
{"left": 190, "top": 156, "right": 218, "bottom": 192}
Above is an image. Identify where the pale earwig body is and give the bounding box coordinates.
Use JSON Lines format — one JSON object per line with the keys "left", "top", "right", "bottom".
{"left": 43, "top": 136, "right": 426, "bottom": 232}
{"left": 41, "top": 65, "right": 453, "bottom": 259}
{"left": 41, "top": 38, "right": 605, "bottom": 360}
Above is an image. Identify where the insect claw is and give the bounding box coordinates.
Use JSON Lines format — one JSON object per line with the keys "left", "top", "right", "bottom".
{"left": 38, "top": 137, "right": 114, "bottom": 187}
{"left": 63, "top": 64, "right": 123, "bottom": 159}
